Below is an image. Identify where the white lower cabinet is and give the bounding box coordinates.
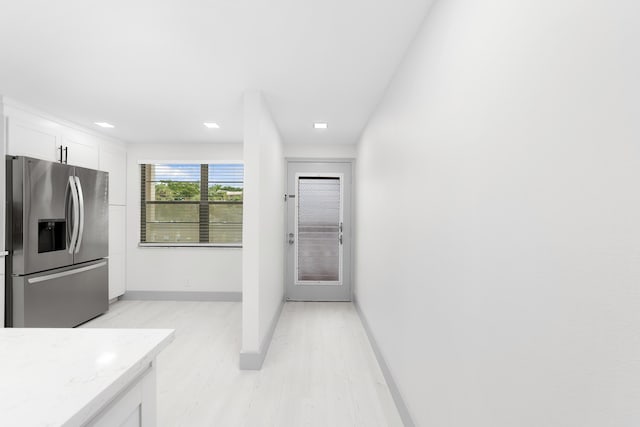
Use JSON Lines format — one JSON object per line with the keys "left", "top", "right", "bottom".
{"left": 109, "top": 205, "right": 126, "bottom": 299}
{"left": 88, "top": 364, "right": 157, "bottom": 427}
{"left": 0, "top": 257, "right": 4, "bottom": 327}
{"left": 109, "top": 253, "right": 126, "bottom": 300}
{"left": 0, "top": 274, "right": 4, "bottom": 328}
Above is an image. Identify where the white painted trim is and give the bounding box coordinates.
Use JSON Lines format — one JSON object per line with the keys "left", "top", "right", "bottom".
{"left": 353, "top": 297, "right": 415, "bottom": 427}
{"left": 120, "top": 291, "right": 242, "bottom": 302}
{"left": 239, "top": 299, "right": 284, "bottom": 370}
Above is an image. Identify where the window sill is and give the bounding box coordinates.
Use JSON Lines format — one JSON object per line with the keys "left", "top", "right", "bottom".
{"left": 138, "top": 243, "right": 242, "bottom": 248}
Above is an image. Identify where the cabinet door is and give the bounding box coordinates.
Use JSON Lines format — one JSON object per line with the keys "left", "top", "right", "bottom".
{"left": 6, "top": 116, "right": 58, "bottom": 161}
{"left": 109, "top": 253, "right": 126, "bottom": 300}
{"left": 61, "top": 130, "right": 99, "bottom": 169}
{"left": 0, "top": 274, "right": 4, "bottom": 328}
{"left": 88, "top": 365, "right": 156, "bottom": 427}
{"left": 108, "top": 205, "right": 126, "bottom": 299}
{"left": 0, "top": 258, "right": 4, "bottom": 327}
{"left": 99, "top": 144, "right": 127, "bottom": 205}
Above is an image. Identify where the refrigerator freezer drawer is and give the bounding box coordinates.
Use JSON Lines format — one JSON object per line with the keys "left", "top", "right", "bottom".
{"left": 11, "top": 260, "right": 108, "bottom": 328}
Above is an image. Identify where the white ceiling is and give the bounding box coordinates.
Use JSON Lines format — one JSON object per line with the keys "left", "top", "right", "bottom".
{"left": 0, "top": 0, "right": 432, "bottom": 144}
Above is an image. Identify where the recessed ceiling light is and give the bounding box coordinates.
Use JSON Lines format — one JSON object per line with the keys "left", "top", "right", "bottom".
{"left": 204, "top": 122, "right": 220, "bottom": 129}
{"left": 94, "top": 122, "right": 114, "bottom": 128}
{"left": 314, "top": 122, "right": 328, "bottom": 129}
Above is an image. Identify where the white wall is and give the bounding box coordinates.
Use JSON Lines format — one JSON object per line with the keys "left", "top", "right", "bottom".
{"left": 355, "top": 1, "right": 640, "bottom": 426}
{"left": 242, "top": 91, "right": 286, "bottom": 358}
{"left": 126, "top": 143, "right": 243, "bottom": 292}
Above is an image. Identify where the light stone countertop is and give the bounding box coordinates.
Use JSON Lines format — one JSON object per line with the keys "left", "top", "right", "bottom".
{"left": 0, "top": 328, "right": 175, "bottom": 427}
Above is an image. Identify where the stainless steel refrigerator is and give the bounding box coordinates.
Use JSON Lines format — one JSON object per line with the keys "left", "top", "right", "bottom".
{"left": 5, "top": 156, "right": 109, "bottom": 327}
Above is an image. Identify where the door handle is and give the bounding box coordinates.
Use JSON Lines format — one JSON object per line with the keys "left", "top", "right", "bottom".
{"left": 288, "top": 233, "right": 295, "bottom": 245}
{"left": 339, "top": 234, "right": 343, "bottom": 245}
{"left": 28, "top": 261, "right": 107, "bottom": 284}
{"left": 74, "top": 176, "right": 85, "bottom": 253}
{"left": 67, "top": 176, "right": 80, "bottom": 254}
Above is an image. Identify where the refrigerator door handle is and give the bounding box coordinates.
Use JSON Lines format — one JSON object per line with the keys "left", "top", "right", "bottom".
{"left": 67, "top": 176, "right": 80, "bottom": 254}
{"left": 74, "top": 176, "right": 85, "bottom": 253}
{"left": 27, "top": 261, "right": 107, "bottom": 284}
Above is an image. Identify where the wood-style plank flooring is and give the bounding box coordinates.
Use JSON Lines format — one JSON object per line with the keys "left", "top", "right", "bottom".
{"left": 83, "top": 301, "right": 403, "bottom": 427}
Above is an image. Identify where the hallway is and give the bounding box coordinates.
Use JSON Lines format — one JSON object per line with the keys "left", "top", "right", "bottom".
{"left": 84, "top": 301, "right": 402, "bottom": 426}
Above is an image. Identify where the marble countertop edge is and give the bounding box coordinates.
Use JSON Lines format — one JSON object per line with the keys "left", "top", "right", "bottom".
{"left": 0, "top": 328, "right": 175, "bottom": 427}
{"left": 64, "top": 328, "right": 175, "bottom": 427}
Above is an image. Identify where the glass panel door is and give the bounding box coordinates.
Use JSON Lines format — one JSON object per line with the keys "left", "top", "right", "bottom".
{"left": 296, "top": 177, "right": 342, "bottom": 283}
{"left": 286, "top": 162, "right": 352, "bottom": 301}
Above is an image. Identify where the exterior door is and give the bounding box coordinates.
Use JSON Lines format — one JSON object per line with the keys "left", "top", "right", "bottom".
{"left": 285, "top": 161, "right": 352, "bottom": 301}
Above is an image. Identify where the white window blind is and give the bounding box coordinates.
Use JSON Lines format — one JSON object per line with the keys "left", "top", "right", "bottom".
{"left": 140, "top": 163, "right": 243, "bottom": 246}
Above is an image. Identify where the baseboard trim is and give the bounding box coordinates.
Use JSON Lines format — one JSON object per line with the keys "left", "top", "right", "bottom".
{"left": 120, "top": 291, "right": 242, "bottom": 302}
{"left": 353, "top": 297, "right": 415, "bottom": 427}
{"left": 239, "top": 299, "right": 285, "bottom": 370}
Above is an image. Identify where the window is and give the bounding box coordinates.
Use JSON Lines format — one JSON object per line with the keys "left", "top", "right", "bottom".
{"left": 140, "top": 163, "right": 243, "bottom": 246}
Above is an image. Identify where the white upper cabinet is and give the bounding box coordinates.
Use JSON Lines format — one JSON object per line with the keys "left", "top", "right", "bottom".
{"left": 6, "top": 116, "right": 59, "bottom": 162}
{"left": 60, "top": 128, "right": 99, "bottom": 169}
{"left": 99, "top": 143, "right": 127, "bottom": 206}
{"left": 5, "top": 103, "right": 104, "bottom": 170}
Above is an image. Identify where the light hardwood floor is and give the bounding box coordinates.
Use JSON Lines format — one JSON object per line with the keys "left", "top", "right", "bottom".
{"left": 83, "top": 301, "right": 403, "bottom": 427}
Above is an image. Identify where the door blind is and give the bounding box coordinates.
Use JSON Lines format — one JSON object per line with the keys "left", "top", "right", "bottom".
{"left": 297, "top": 177, "right": 341, "bottom": 281}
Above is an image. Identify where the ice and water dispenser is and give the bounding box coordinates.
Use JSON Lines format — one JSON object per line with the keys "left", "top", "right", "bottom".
{"left": 37, "top": 219, "right": 66, "bottom": 253}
